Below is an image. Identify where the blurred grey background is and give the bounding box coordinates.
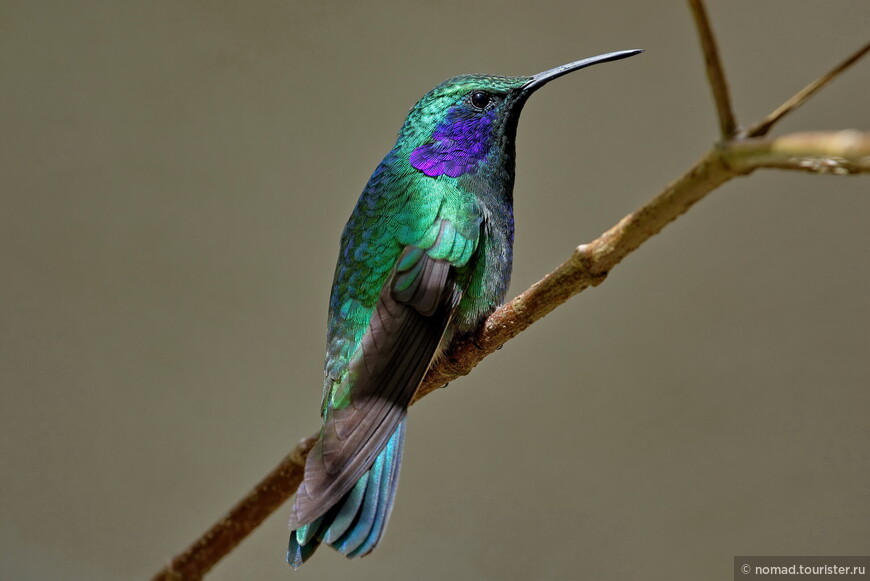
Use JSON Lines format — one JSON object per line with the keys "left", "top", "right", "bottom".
{"left": 2, "top": 1, "right": 869, "bottom": 580}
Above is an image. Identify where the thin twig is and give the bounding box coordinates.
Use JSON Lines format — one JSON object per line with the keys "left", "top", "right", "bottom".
{"left": 149, "top": 128, "right": 870, "bottom": 581}
{"left": 745, "top": 40, "right": 870, "bottom": 138}
{"left": 688, "top": 0, "right": 738, "bottom": 139}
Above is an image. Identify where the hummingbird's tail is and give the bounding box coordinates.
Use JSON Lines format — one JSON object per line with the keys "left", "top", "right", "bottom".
{"left": 287, "top": 419, "right": 406, "bottom": 568}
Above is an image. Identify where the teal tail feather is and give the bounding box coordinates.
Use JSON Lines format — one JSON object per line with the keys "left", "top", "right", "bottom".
{"left": 287, "top": 420, "right": 406, "bottom": 568}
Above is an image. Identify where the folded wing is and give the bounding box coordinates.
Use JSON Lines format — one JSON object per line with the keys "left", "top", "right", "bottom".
{"left": 290, "top": 220, "right": 463, "bottom": 527}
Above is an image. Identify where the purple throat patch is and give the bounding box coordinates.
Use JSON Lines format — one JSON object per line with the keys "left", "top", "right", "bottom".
{"left": 410, "top": 109, "right": 494, "bottom": 178}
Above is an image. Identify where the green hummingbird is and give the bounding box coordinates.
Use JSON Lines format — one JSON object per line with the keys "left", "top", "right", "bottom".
{"left": 287, "top": 49, "right": 643, "bottom": 567}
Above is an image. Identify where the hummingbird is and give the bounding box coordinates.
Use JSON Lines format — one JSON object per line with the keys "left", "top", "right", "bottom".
{"left": 287, "top": 49, "right": 643, "bottom": 568}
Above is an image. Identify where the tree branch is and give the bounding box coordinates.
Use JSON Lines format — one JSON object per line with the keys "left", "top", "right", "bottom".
{"left": 727, "top": 131, "right": 870, "bottom": 174}
{"left": 150, "top": 128, "right": 869, "bottom": 581}
{"left": 151, "top": 6, "right": 869, "bottom": 581}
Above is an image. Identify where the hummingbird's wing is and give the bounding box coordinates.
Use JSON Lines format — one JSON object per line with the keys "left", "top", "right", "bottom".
{"left": 290, "top": 217, "right": 476, "bottom": 527}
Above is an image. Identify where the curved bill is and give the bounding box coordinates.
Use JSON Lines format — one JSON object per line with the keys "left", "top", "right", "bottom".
{"left": 522, "top": 49, "right": 644, "bottom": 94}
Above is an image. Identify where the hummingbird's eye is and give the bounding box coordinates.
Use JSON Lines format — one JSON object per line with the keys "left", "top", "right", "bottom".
{"left": 470, "top": 91, "right": 491, "bottom": 109}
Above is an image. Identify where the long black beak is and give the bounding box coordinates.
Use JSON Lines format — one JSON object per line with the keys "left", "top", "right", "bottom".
{"left": 521, "top": 49, "right": 644, "bottom": 95}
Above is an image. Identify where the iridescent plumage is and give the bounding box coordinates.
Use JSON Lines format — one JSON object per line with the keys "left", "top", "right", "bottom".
{"left": 288, "top": 50, "right": 642, "bottom": 568}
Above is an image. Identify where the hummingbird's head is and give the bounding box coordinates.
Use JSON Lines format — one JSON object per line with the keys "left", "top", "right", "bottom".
{"left": 397, "top": 49, "right": 643, "bottom": 180}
